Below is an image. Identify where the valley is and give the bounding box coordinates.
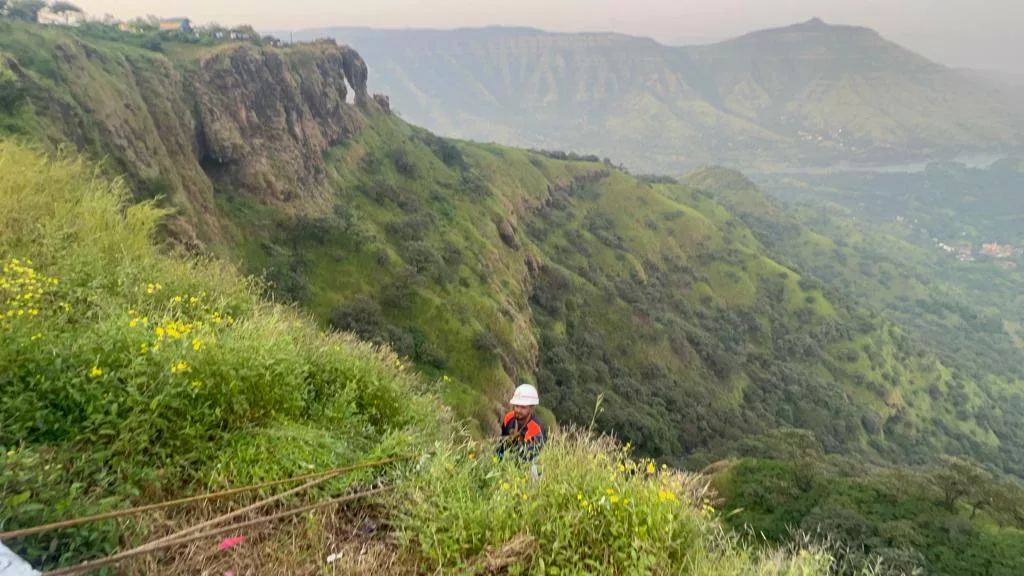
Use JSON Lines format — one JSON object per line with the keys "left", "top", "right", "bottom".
{"left": 284, "top": 19, "right": 1024, "bottom": 174}
{"left": 1, "top": 9, "right": 1024, "bottom": 575}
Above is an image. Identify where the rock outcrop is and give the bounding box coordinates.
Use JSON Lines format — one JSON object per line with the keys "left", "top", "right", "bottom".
{"left": 196, "top": 42, "right": 367, "bottom": 202}
{"left": 3, "top": 34, "right": 375, "bottom": 243}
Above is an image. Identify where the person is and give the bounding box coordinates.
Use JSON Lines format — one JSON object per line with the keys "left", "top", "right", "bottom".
{"left": 497, "top": 383, "right": 545, "bottom": 463}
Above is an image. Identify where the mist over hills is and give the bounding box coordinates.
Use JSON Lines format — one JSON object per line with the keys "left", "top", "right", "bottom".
{"left": 280, "top": 18, "right": 1024, "bottom": 174}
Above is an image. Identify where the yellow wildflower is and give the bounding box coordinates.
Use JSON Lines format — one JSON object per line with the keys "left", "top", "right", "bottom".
{"left": 468, "top": 452, "right": 475, "bottom": 460}
{"left": 192, "top": 338, "right": 202, "bottom": 351}
{"left": 129, "top": 319, "right": 138, "bottom": 328}
{"left": 647, "top": 462, "right": 655, "bottom": 474}
{"left": 89, "top": 366, "right": 103, "bottom": 378}
{"left": 609, "top": 495, "right": 620, "bottom": 504}
{"left": 170, "top": 361, "right": 189, "bottom": 374}
{"left": 140, "top": 343, "right": 148, "bottom": 354}
{"left": 31, "top": 333, "right": 42, "bottom": 341}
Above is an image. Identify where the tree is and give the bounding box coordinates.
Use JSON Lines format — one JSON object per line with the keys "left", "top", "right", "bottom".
{"left": 7, "top": 0, "right": 46, "bottom": 21}
{"left": 932, "top": 456, "right": 990, "bottom": 510}
{"left": 48, "top": 1, "right": 82, "bottom": 24}
{"left": 0, "top": 0, "right": 8, "bottom": 16}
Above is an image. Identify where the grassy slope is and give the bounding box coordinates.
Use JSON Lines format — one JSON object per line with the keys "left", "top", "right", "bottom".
{"left": 211, "top": 108, "right": 1024, "bottom": 476}
{"left": 0, "top": 140, "right": 830, "bottom": 575}
{"left": 3, "top": 18, "right": 1023, "bottom": 478}
{"left": 0, "top": 140, "right": 445, "bottom": 567}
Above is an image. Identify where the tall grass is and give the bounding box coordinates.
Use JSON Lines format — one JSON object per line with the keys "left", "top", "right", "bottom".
{"left": 395, "top": 429, "right": 833, "bottom": 575}
{"left": 0, "top": 141, "right": 448, "bottom": 567}
{"left": 1, "top": 140, "right": 839, "bottom": 574}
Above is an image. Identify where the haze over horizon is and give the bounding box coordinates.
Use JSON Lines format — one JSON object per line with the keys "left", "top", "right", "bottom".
{"left": 77, "top": 0, "right": 1024, "bottom": 74}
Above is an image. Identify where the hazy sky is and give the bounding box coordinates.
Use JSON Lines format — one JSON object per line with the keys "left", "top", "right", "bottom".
{"left": 78, "top": 0, "right": 1024, "bottom": 72}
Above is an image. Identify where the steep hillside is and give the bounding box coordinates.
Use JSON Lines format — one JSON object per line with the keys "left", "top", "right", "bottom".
{"left": 286, "top": 19, "right": 1024, "bottom": 172}
{"left": 0, "top": 19, "right": 373, "bottom": 246}
{"left": 4, "top": 19, "right": 1024, "bottom": 478}
{"left": 0, "top": 141, "right": 833, "bottom": 576}
{"left": 685, "top": 167, "right": 1024, "bottom": 474}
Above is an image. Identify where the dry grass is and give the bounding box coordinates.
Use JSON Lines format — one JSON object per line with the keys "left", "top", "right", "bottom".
{"left": 122, "top": 505, "right": 415, "bottom": 576}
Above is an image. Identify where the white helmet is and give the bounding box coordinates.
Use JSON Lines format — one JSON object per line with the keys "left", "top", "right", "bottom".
{"left": 510, "top": 383, "right": 540, "bottom": 406}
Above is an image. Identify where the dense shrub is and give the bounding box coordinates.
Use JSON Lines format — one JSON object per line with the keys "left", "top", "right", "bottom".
{"left": 396, "top": 431, "right": 832, "bottom": 575}
{"left": 0, "top": 142, "right": 445, "bottom": 568}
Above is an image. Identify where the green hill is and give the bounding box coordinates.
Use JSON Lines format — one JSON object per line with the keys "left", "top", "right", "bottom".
{"left": 5, "top": 18, "right": 1024, "bottom": 474}
{"left": 286, "top": 19, "right": 1024, "bottom": 173}
{"left": 0, "top": 140, "right": 833, "bottom": 576}
{"left": 4, "top": 18, "right": 1024, "bottom": 574}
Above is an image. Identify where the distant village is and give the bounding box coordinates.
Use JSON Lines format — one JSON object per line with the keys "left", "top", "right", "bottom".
{"left": 890, "top": 215, "right": 1020, "bottom": 266}
{"left": 935, "top": 240, "right": 1021, "bottom": 267}
{"left": 11, "top": 3, "right": 280, "bottom": 46}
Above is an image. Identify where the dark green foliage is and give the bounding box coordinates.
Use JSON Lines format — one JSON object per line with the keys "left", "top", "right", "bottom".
{"left": 530, "top": 149, "right": 602, "bottom": 163}
{"left": 472, "top": 329, "right": 500, "bottom": 357}
{"left": 717, "top": 455, "right": 1024, "bottom": 576}
{"left": 415, "top": 130, "right": 467, "bottom": 169}
{"left": 140, "top": 37, "right": 162, "bottom": 52}
{"left": 6, "top": 0, "right": 44, "bottom": 22}
{"left": 391, "top": 145, "right": 417, "bottom": 177}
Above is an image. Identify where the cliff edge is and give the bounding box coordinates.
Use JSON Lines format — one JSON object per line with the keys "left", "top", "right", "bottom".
{"left": 0, "top": 25, "right": 376, "bottom": 245}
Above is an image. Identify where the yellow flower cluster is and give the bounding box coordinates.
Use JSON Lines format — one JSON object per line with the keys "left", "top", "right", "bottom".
{"left": 132, "top": 287, "right": 240, "bottom": 379}
{"left": 1, "top": 258, "right": 61, "bottom": 328}
{"left": 576, "top": 491, "right": 594, "bottom": 512}
{"left": 498, "top": 472, "right": 534, "bottom": 502}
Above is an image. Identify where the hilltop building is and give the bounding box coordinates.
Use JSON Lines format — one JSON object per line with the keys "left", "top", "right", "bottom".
{"left": 981, "top": 242, "right": 1014, "bottom": 258}
{"left": 159, "top": 18, "right": 191, "bottom": 33}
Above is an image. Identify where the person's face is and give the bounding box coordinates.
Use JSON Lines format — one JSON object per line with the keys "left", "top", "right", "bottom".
{"left": 513, "top": 404, "right": 533, "bottom": 422}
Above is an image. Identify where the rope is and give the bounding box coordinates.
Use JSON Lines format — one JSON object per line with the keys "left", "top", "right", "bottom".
{"left": 42, "top": 485, "right": 394, "bottom": 576}
{"left": 144, "top": 469, "right": 335, "bottom": 548}
{"left": 0, "top": 455, "right": 413, "bottom": 540}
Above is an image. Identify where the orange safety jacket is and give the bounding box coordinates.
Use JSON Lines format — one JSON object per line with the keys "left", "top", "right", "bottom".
{"left": 498, "top": 411, "right": 545, "bottom": 461}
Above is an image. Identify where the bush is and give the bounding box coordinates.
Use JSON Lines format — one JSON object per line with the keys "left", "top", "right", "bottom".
{"left": 395, "top": 430, "right": 833, "bottom": 575}
{"left": 0, "top": 142, "right": 445, "bottom": 568}
{"left": 472, "top": 328, "right": 500, "bottom": 357}
{"left": 391, "top": 146, "right": 417, "bottom": 176}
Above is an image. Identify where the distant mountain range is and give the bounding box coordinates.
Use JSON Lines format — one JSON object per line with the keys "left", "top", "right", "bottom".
{"left": 280, "top": 19, "right": 1024, "bottom": 173}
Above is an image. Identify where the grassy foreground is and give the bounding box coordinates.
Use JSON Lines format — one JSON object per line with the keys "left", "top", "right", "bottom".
{"left": 0, "top": 140, "right": 831, "bottom": 574}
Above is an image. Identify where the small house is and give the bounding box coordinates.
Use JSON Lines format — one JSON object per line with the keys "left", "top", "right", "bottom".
{"left": 159, "top": 18, "right": 192, "bottom": 33}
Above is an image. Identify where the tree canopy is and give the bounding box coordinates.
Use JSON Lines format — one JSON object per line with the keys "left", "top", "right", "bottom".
{"left": 6, "top": 0, "right": 46, "bottom": 21}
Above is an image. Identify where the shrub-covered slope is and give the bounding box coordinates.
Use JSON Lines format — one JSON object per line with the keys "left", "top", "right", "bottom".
{"left": 2, "top": 21, "right": 1022, "bottom": 476}
{"left": 0, "top": 140, "right": 831, "bottom": 575}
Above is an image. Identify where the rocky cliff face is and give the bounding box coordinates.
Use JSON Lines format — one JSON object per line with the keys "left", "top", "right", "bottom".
{"left": 195, "top": 41, "right": 368, "bottom": 202}
{"left": 1, "top": 31, "right": 374, "bottom": 245}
